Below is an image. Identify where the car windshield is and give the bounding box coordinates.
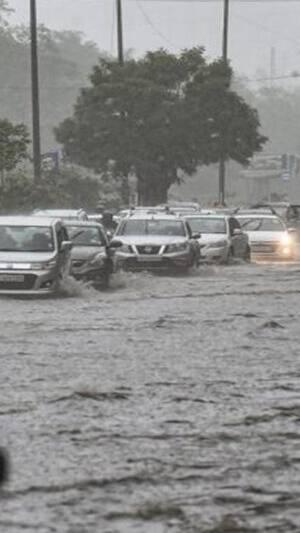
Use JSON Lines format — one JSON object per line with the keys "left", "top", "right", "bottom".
{"left": 0, "top": 225, "right": 54, "bottom": 252}
{"left": 237, "top": 217, "right": 285, "bottom": 232}
{"left": 118, "top": 219, "right": 186, "bottom": 236}
{"left": 186, "top": 217, "right": 226, "bottom": 234}
{"left": 67, "top": 225, "right": 106, "bottom": 246}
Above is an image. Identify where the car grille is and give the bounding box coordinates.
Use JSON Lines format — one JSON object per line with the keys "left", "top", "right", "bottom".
{"left": 0, "top": 274, "right": 37, "bottom": 290}
{"left": 251, "top": 241, "right": 280, "bottom": 253}
{"left": 136, "top": 245, "right": 161, "bottom": 255}
{"left": 123, "top": 258, "right": 170, "bottom": 270}
{"left": 72, "top": 260, "right": 85, "bottom": 268}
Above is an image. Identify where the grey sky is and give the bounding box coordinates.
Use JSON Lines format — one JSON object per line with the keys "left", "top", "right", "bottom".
{"left": 7, "top": 1, "right": 300, "bottom": 83}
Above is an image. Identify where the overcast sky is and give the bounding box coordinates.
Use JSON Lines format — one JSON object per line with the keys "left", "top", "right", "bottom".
{"left": 7, "top": 1, "right": 300, "bottom": 84}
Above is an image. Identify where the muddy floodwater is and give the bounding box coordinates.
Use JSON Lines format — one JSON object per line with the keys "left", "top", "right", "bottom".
{"left": 1, "top": 261, "right": 300, "bottom": 533}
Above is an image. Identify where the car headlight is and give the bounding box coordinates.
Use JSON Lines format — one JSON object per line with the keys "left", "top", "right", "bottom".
{"left": 30, "top": 260, "right": 57, "bottom": 270}
{"left": 206, "top": 239, "right": 228, "bottom": 249}
{"left": 166, "top": 242, "right": 189, "bottom": 253}
{"left": 280, "top": 233, "right": 291, "bottom": 247}
{"left": 90, "top": 252, "right": 106, "bottom": 265}
{"left": 118, "top": 244, "right": 133, "bottom": 254}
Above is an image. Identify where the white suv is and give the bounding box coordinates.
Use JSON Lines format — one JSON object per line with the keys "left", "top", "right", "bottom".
{"left": 112, "top": 213, "right": 200, "bottom": 272}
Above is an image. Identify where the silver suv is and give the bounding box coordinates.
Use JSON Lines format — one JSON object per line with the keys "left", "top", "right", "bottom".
{"left": 0, "top": 216, "right": 72, "bottom": 295}
{"left": 66, "top": 221, "right": 121, "bottom": 289}
{"left": 113, "top": 213, "right": 200, "bottom": 272}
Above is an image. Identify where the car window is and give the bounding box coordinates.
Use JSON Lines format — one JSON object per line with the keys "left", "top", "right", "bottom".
{"left": 117, "top": 219, "right": 186, "bottom": 236}
{"left": 237, "top": 217, "right": 285, "bottom": 232}
{"left": 0, "top": 225, "right": 54, "bottom": 252}
{"left": 185, "top": 217, "right": 226, "bottom": 234}
{"left": 67, "top": 225, "right": 106, "bottom": 246}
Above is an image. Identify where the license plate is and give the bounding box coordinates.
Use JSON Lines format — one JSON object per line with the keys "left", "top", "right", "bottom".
{"left": 254, "top": 247, "right": 272, "bottom": 253}
{"left": 0, "top": 274, "right": 25, "bottom": 282}
{"left": 137, "top": 256, "right": 161, "bottom": 262}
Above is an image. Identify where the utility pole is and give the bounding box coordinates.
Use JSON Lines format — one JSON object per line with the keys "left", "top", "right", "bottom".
{"left": 270, "top": 46, "right": 276, "bottom": 86}
{"left": 218, "top": 0, "right": 229, "bottom": 206}
{"left": 116, "top": 0, "right": 124, "bottom": 65}
{"left": 30, "top": 0, "right": 41, "bottom": 182}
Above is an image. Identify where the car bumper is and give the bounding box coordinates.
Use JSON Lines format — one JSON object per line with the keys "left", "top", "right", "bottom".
{"left": 0, "top": 269, "right": 59, "bottom": 295}
{"left": 116, "top": 252, "right": 192, "bottom": 271}
{"left": 250, "top": 244, "right": 295, "bottom": 260}
{"left": 200, "top": 245, "right": 228, "bottom": 263}
{"left": 251, "top": 250, "right": 295, "bottom": 261}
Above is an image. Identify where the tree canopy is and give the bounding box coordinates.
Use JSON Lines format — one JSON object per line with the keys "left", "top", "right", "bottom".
{"left": 0, "top": 11, "right": 101, "bottom": 151}
{"left": 0, "top": 119, "right": 29, "bottom": 182}
{"left": 56, "top": 48, "right": 267, "bottom": 204}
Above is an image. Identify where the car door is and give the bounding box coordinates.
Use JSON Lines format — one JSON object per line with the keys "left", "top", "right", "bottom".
{"left": 56, "top": 225, "right": 71, "bottom": 276}
{"left": 185, "top": 221, "right": 200, "bottom": 263}
{"left": 229, "top": 217, "right": 247, "bottom": 257}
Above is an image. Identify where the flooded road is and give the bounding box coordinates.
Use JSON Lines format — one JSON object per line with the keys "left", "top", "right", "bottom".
{"left": 1, "top": 261, "right": 300, "bottom": 532}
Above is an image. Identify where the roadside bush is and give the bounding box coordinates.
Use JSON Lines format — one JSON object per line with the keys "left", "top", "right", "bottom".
{"left": 0, "top": 167, "right": 123, "bottom": 214}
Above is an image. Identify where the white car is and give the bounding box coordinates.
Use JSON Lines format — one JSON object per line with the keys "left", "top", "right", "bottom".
{"left": 112, "top": 213, "right": 200, "bottom": 272}
{"left": 33, "top": 209, "right": 88, "bottom": 221}
{"left": 236, "top": 213, "right": 297, "bottom": 260}
{"left": 184, "top": 214, "right": 250, "bottom": 263}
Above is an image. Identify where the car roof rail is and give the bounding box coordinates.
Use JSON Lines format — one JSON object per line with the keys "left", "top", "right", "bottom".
{"left": 250, "top": 203, "right": 277, "bottom": 215}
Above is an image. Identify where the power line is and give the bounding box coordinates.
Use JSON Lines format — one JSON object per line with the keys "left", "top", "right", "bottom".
{"left": 233, "top": 13, "right": 300, "bottom": 51}
{"left": 135, "top": 0, "right": 178, "bottom": 48}
{"left": 241, "top": 73, "right": 300, "bottom": 83}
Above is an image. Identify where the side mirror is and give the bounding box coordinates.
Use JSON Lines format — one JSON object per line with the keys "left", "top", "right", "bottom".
{"left": 60, "top": 240, "right": 73, "bottom": 252}
{"left": 233, "top": 228, "right": 242, "bottom": 236}
{"left": 109, "top": 240, "right": 123, "bottom": 249}
{"left": 192, "top": 232, "right": 201, "bottom": 239}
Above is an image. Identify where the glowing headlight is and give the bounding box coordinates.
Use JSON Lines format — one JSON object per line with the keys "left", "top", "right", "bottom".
{"left": 206, "top": 239, "right": 228, "bottom": 249}
{"left": 280, "top": 233, "right": 291, "bottom": 246}
{"left": 30, "top": 260, "right": 57, "bottom": 270}
{"left": 166, "top": 242, "right": 188, "bottom": 253}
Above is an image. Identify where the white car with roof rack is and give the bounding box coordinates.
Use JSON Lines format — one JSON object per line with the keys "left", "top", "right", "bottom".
{"left": 33, "top": 208, "right": 88, "bottom": 221}
{"left": 235, "top": 212, "right": 297, "bottom": 260}
{"left": 184, "top": 213, "right": 250, "bottom": 263}
{"left": 112, "top": 212, "right": 200, "bottom": 272}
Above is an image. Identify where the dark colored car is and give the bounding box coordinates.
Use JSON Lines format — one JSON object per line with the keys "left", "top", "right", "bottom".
{"left": 66, "top": 221, "right": 121, "bottom": 289}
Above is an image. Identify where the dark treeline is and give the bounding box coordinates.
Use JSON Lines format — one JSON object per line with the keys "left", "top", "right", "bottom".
{"left": 0, "top": 1, "right": 101, "bottom": 151}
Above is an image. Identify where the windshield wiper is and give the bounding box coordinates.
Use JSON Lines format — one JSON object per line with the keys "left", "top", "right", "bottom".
{"left": 241, "top": 220, "right": 263, "bottom": 231}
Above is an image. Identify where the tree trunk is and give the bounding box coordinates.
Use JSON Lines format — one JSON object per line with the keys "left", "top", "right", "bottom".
{"left": 138, "top": 175, "right": 169, "bottom": 205}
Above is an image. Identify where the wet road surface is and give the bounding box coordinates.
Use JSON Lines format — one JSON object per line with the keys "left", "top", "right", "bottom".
{"left": 1, "top": 261, "right": 300, "bottom": 532}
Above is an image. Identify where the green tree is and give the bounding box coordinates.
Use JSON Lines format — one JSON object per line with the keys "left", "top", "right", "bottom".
{"left": 56, "top": 48, "right": 267, "bottom": 205}
{"left": 0, "top": 0, "right": 12, "bottom": 25}
{"left": 0, "top": 119, "right": 29, "bottom": 184}
{"left": 0, "top": 20, "right": 101, "bottom": 151}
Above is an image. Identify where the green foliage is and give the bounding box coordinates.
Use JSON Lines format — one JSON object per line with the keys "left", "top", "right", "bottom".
{"left": 0, "top": 167, "right": 123, "bottom": 214}
{"left": 0, "top": 119, "right": 29, "bottom": 176}
{"left": 0, "top": 0, "right": 12, "bottom": 25}
{"left": 56, "top": 48, "right": 267, "bottom": 204}
{"left": 0, "top": 20, "right": 101, "bottom": 150}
